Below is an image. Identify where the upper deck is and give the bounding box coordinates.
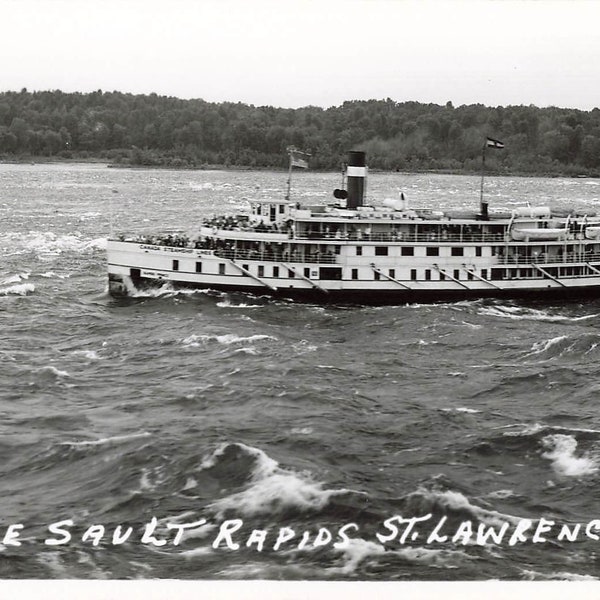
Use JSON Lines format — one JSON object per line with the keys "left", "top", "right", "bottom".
{"left": 199, "top": 199, "right": 599, "bottom": 245}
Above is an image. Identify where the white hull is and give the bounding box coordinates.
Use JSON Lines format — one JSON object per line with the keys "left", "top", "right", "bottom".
{"left": 107, "top": 239, "right": 600, "bottom": 302}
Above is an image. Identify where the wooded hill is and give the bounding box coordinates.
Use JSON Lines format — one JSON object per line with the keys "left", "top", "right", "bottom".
{"left": 1, "top": 89, "right": 599, "bottom": 176}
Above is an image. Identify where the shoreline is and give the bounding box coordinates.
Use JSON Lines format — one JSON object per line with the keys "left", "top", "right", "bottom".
{"left": 1, "top": 155, "right": 597, "bottom": 179}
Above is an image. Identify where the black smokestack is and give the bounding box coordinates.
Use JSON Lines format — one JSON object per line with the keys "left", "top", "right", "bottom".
{"left": 347, "top": 151, "right": 366, "bottom": 209}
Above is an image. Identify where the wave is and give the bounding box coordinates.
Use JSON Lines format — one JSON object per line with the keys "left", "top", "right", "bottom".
{"left": 232, "top": 347, "right": 259, "bottom": 355}
{"left": 477, "top": 304, "right": 599, "bottom": 323}
{"left": 523, "top": 334, "right": 600, "bottom": 359}
{"left": 541, "top": 434, "right": 598, "bottom": 477}
{"left": 290, "top": 427, "right": 314, "bottom": 435}
{"left": 501, "top": 422, "right": 600, "bottom": 439}
{"left": 521, "top": 569, "right": 598, "bottom": 581}
{"left": 121, "top": 280, "right": 216, "bottom": 298}
{"left": 0, "top": 272, "right": 29, "bottom": 285}
{"left": 327, "top": 536, "right": 473, "bottom": 575}
{"left": 407, "top": 300, "right": 483, "bottom": 311}
{"left": 1, "top": 231, "right": 107, "bottom": 257}
{"left": 83, "top": 237, "right": 107, "bottom": 251}
{"left": 292, "top": 340, "right": 318, "bottom": 354}
{"left": 0, "top": 283, "right": 35, "bottom": 296}
{"left": 328, "top": 538, "right": 386, "bottom": 574}
{"left": 470, "top": 424, "right": 600, "bottom": 482}
{"left": 484, "top": 489, "right": 517, "bottom": 500}
{"left": 199, "top": 443, "right": 354, "bottom": 518}
{"left": 523, "top": 335, "right": 569, "bottom": 358}
{"left": 39, "top": 271, "right": 71, "bottom": 279}
{"left": 37, "top": 365, "right": 70, "bottom": 378}
{"left": 403, "top": 487, "right": 522, "bottom": 527}
{"left": 71, "top": 349, "right": 102, "bottom": 361}
{"left": 216, "top": 300, "right": 264, "bottom": 309}
{"left": 60, "top": 432, "right": 151, "bottom": 448}
{"left": 181, "top": 334, "right": 277, "bottom": 347}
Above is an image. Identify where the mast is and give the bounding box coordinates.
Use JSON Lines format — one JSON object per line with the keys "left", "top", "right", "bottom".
{"left": 285, "top": 146, "right": 310, "bottom": 201}
{"left": 479, "top": 141, "right": 488, "bottom": 220}
{"left": 480, "top": 137, "right": 504, "bottom": 220}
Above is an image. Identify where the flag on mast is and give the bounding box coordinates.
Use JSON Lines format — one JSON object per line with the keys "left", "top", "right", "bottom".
{"left": 486, "top": 137, "right": 505, "bottom": 149}
{"left": 288, "top": 147, "right": 310, "bottom": 168}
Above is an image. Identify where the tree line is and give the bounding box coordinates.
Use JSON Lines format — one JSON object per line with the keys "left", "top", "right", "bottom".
{"left": 0, "top": 88, "right": 599, "bottom": 176}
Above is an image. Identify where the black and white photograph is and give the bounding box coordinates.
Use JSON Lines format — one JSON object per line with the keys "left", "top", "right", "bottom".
{"left": 1, "top": 0, "right": 600, "bottom": 598}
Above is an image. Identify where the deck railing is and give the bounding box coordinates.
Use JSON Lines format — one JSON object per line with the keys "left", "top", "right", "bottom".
{"left": 213, "top": 248, "right": 337, "bottom": 264}
{"left": 294, "top": 232, "right": 508, "bottom": 243}
{"left": 498, "top": 252, "right": 600, "bottom": 266}
{"left": 117, "top": 238, "right": 600, "bottom": 266}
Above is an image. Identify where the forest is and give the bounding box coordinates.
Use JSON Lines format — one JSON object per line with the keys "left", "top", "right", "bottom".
{"left": 0, "top": 88, "right": 599, "bottom": 176}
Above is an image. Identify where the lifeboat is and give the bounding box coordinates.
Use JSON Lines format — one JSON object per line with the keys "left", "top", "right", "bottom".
{"left": 585, "top": 226, "right": 600, "bottom": 239}
{"left": 511, "top": 228, "right": 566, "bottom": 241}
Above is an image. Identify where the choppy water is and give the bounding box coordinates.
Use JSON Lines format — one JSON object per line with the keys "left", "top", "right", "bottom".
{"left": 2, "top": 163, "right": 600, "bottom": 581}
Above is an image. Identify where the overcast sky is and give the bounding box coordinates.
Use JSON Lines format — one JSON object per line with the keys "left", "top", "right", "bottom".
{"left": 2, "top": 0, "right": 599, "bottom": 110}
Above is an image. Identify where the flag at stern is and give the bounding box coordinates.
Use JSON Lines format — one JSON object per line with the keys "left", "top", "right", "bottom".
{"left": 486, "top": 137, "right": 505, "bottom": 149}
{"left": 288, "top": 146, "right": 310, "bottom": 168}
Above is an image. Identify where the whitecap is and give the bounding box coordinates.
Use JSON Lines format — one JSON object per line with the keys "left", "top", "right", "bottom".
{"left": 232, "top": 347, "right": 259, "bottom": 355}
{"left": 0, "top": 283, "right": 35, "bottom": 296}
{"left": 39, "top": 271, "right": 71, "bottom": 279}
{"left": 201, "top": 442, "right": 353, "bottom": 518}
{"left": 177, "top": 546, "right": 213, "bottom": 558}
{"left": 478, "top": 305, "right": 599, "bottom": 323}
{"left": 523, "top": 335, "right": 569, "bottom": 357}
{"left": 183, "top": 477, "right": 198, "bottom": 490}
{"left": 0, "top": 272, "right": 29, "bottom": 285}
{"left": 501, "top": 422, "right": 547, "bottom": 437}
{"left": 61, "top": 431, "right": 151, "bottom": 447}
{"left": 328, "top": 538, "right": 386, "bottom": 575}
{"left": 521, "top": 568, "right": 598, "bottom": 581}
{"left": 83, "top": 237, "right": 108, "bottom": 251}
{"left": 216, "top": 300, "right": 264, "bottom": 309}
{"left": 291, "top": 427, "right": 314, "bottom": 435}
{"left": 18, "top": 231, "right": 104, "bottom": 255}
{"left": 407, "top": 488, "right": 521, "bottom": 527}
{"left": 485, "top": 489, "right": 516, "bottom": 500}
{"left": 292, "top": 340, "right": 318, "bottom": 353}
{"left": 441, "top": 407, "right": 480, "bottom": 414}
{"left": 124, "top": 282, "right": 212, "bottom": 298}
{"left": 216, "top": 563, "right": 270, "bottom": 578}
{"left": 39, "top": 365, "right": 69, "bottom": 378}
{"left": 139, "top": 468, "right": 153, "bottom": 491}
{"left": 541, "top": 434, "right": 598, "bottom": 477}
{"left": 71, "top": 350, "right": 101, "bottom": 361}
{"left": 182, "top": 333, "right": 276, "bottom": 347}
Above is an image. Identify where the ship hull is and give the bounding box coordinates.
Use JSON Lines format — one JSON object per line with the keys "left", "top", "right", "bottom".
{"left": 107, "top": 271, "right": 600, "bottom": 305}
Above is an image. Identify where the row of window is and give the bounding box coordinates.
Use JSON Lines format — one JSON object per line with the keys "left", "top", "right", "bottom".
{"left": 173, "top": 259, "right": 595, "bottom": 282}
{"left": 358, "top": 246, "right": 481, "bottom": 257}
{"left": 173, "top": 259, "right": 487, "bottom": 281}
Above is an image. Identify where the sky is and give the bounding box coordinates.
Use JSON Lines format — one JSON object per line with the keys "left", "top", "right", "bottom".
{"left": 1, "top": 0, "right": 599, "bottom": 111}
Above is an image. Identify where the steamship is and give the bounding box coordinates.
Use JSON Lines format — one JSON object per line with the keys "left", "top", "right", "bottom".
{"left": 107, "top": 150, "right": 600, "bottom": 303}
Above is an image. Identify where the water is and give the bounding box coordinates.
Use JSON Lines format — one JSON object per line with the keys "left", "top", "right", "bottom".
{"left": 2, "top": 163, "right": 600, "bottom": 581}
